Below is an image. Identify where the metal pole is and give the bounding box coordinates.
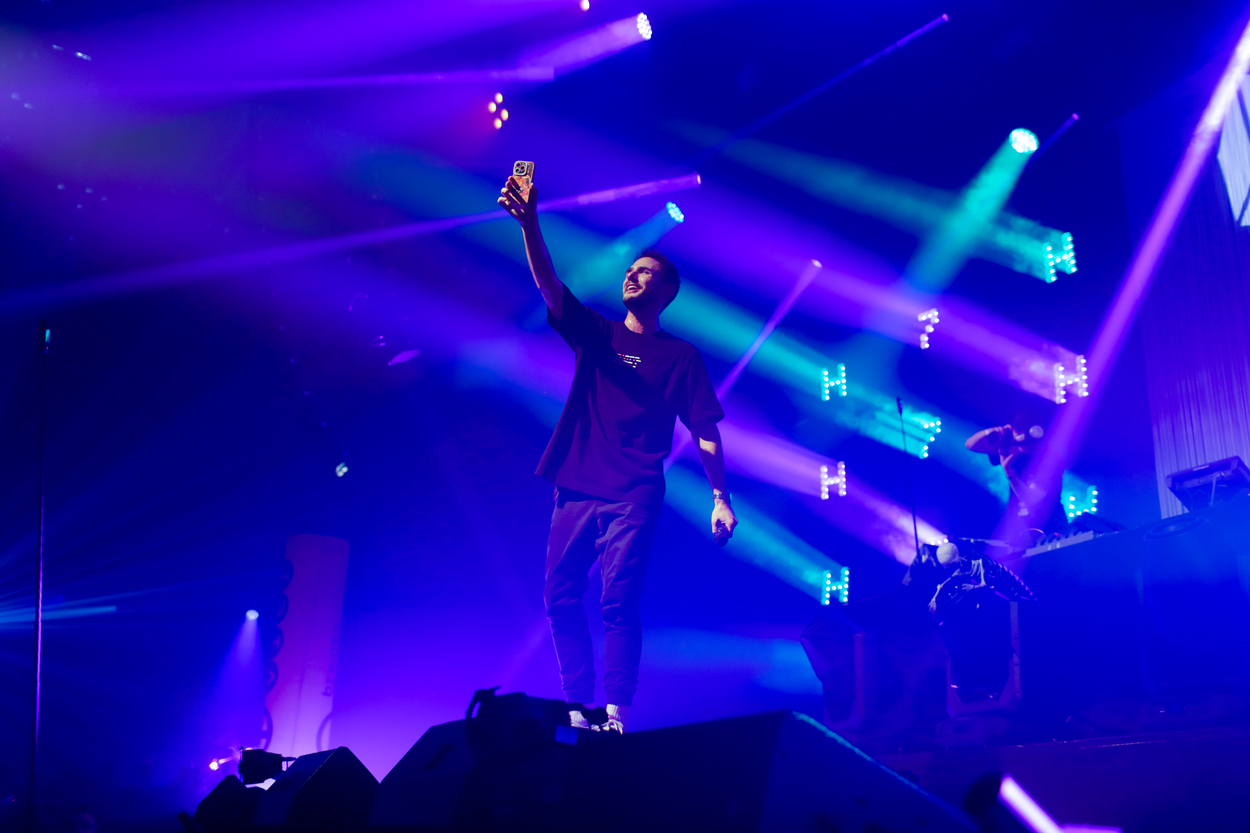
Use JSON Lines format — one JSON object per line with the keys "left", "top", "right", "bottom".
{"left": 28, "top": 323, "right": 49, "bottom": 833}
{"left": 896, "top": 396, "right": 921, "bottom": 562}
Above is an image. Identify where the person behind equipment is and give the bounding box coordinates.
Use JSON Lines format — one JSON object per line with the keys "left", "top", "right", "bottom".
{"left": 965, "top": 420, "right": 1067, "bottom": 538}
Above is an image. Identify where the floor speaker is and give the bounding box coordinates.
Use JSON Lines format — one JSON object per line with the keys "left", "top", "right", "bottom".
{"left": 194, "top": 774, "right": 262, "bottom": 833}
{"left": 252, "top": 746, "right": 378, "bottom": 832}
{"left": 371, "top": 707, "right": 974, "bottom": 832}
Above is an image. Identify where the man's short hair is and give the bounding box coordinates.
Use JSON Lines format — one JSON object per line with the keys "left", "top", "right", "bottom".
{"left": 637, "top": 248, "right": 680, "bottom": 307}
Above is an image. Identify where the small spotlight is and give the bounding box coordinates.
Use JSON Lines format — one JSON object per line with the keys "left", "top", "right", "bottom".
{"left": 636, "top": 12, "right": 652, "bottom": 40}
{"left": 335, "top": 462, "right": 349, "bottom": 477}
{"left": 245, "top": 609, "right": 259, "bottom": 621}
{"left": 665, "top": 201, "right": 684, "bottom": 223}
{"left": 488, "top": 101, "right": 497, "bottom": 113}
{"left": 500, "top": 109, "right": 509, "bottom": 121}
{"left": 579, "top": 0, "right": 589, "bottom": 8}
{"left": 1010, "top": 128, "right": 1039, "bottom": 154}
{"left": 811, "top": 259, "right": 822, "bottom": 268}
{"left": 209, "top": 760, "right": 219, "bottom": 771}
{"left": 494, "top": 92, "right": 503, "bottom": 104}
{"left": 493, "top": 118, "right": 503, "bottom": 129}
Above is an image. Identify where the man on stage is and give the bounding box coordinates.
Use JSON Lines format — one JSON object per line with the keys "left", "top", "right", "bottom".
{"left": 499, "top": 174, "right": 738, "bottom": 734}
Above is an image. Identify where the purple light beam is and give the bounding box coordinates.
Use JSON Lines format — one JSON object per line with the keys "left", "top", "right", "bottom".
{"left": 667, "top": 259, "right": 820, "bottom": 466}
{"left": 1007, "top": 14, "right": 1250, "bottom": 543}
{"left": 116, "top": 68, "right": 555, "bottom": 97}
{"left": 998, "top": 775, "right": 1064, "bottom": 833}
{"left": 716, "top": 259, "right": 822, "bottom": 399}
{"left": 0, "top": 174, "right": 700, "bottom": 313}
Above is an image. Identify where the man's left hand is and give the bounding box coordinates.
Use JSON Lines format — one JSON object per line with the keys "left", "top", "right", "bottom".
{"left": 711, "top": 501, "right": 738, "bottom": 541}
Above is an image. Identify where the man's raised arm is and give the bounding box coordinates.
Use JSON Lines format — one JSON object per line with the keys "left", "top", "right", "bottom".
{"left": 499, "top": 176, "right": 563, "bottom": 320}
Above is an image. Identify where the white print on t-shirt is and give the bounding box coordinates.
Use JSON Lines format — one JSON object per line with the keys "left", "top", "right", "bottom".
{"left": 615, "top": 353, "right": 642, "bottom": 368}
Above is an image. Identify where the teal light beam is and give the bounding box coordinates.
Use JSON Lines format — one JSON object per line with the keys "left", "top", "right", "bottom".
{"left": 360, "top": 149, "right": 950, "bottom": 459}
{"left": 568, "top": 202, "right": 685, "bottom": 300}
{"left": 0, "top": 603, "right": 117, "bottom": 628}
{"left": 665, "top": 464, "right": 845, "bottom": 601}
{"left": 905, "top": 128, "right": 1037, "bottom": 291}
{"left": 670, "top": 122, "right": 1076, "bottom": 283}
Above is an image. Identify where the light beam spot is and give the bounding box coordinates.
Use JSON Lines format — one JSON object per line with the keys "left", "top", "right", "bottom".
{"left": 636, "top": 13, "right": 652, "bottom": 40}
{"left": 1010, "top": 128, "right": 1039, "bottom": 154}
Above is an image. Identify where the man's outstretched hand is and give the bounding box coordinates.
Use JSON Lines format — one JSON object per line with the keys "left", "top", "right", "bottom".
{"left": 498, "top": 176, "right": 538, "bottom": 228}
{"left": 712, "top": 501, "right": 738, "bottom": 546}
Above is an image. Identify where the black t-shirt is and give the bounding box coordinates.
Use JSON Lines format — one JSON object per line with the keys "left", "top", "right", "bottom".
{"left": 536, "top": 284, "right": 724, "bottom": 507}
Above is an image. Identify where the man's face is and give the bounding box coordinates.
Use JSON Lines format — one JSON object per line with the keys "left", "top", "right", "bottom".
{"left": 622, "top": 257, "right": 673, "bottom": 310}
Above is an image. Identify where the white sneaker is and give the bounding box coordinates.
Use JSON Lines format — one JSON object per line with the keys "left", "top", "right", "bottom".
{"left": 569, "top": 709, "right": 591, "bottom": 730}
{"left": 603, "top": 703, "right": 628, "bottom": 734}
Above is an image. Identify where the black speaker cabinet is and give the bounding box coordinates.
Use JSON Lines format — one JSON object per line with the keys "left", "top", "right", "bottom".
{"left": 370, "top": 709, "right": 974, "bottom": 832}
{"left": 251, "top": 747, "right": 378, "bottom": 832}
{"left": 195, "top": 774, "right": 263, "bottom": 833}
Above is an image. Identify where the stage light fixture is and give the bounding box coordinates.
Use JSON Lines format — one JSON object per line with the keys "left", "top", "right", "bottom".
{"left": 580, "top": 0, "right": 590, "bottom": 8}
{"left": 665, "top": 201, "right": 685, "bottom": 223}
{"left": 335, "top": 462, "right": 349, "bottom": 477}
{"left": 822, "top": 568, "right": 850, "bottom": 605}
{"left": 821, "top": 364, "right": 847, "bottom": 400}
{"left": 1053, "top": 355, "right": 1089, "bottom": 403}
{"left": 488, "top": 101, "right": 497, "bottom": 113}
{"left": 493, "top": 118, "right": 503, "bottom": 129}
{"left": 500, "top": 109, "right": 509, "bottom": 121}
{"left": 495, "top": 92, "right": 503, "bottom": 103}
{"left": 819, "top": 461, "right": 846, "bottom": 500}
{"left": 1043, "top": 232, "right": 1077, "bottom": 280}
{"left": 918, "top": 308, "right": 939, "bottom": 349}
{"left": 1010, "top": 128, "right": 1039, "bottom": 154}
{"left": 636, "top": 13, "right": 652, "bottom": 40}
{"left": 1064, "top": 483, "right": 1099, "bottom": 519}
{"left": 245, "top": 609, "right": 259, "bottom": 621}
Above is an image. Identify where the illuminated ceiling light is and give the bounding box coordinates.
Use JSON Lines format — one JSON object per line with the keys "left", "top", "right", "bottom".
{"left": 580, "top": 0, "right": 590, "bottom": 8}
{"left": 1010, "top": 128, "right": 1039, "bottom": 154}
{"left": 666, "top": 201, "right": 684, "bottom": 222}
{"left": 493, "top": 118, "right": 503, "bottom": 129}
{"left": 245, "top": 609, "right": 259, "bottom": 621}
{"left": 500, "top": 109, "right": 509, "bottom": 121}
{"left": 636, "top": 12, "right": 653, "bottom": 40}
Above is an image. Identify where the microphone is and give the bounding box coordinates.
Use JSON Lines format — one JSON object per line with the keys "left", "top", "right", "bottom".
{"left": 996, "top": 424, "right": 1043, "bottom": 447}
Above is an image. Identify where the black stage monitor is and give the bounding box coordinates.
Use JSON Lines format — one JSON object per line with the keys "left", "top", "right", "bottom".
{"left": 1166, "top": 455, "right": 1250, "bottom": 511}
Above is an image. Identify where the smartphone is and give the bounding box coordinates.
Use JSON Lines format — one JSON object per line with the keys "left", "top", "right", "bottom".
{"left": 512, "top": 160, "right": 535, "bottom": 202}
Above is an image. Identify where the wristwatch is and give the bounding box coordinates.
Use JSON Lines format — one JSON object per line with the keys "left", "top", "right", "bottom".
{"left": 713, "top": 490, "right": 732, "bottom": 504}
